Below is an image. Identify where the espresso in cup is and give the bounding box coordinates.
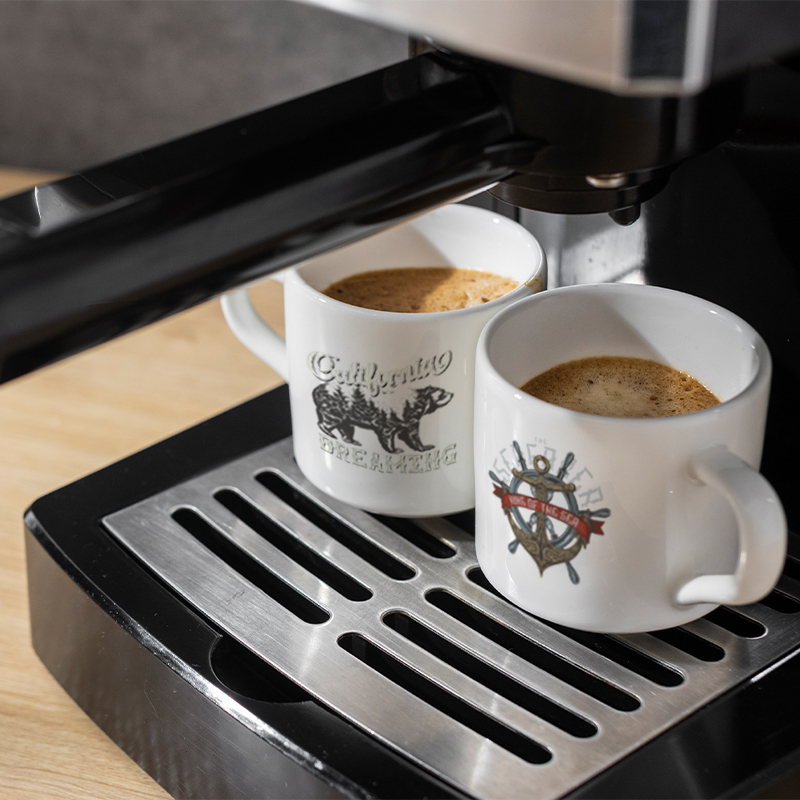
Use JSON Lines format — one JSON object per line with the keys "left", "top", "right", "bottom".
{"left": 323, "top": 267, "right": 518, "bottom": 313}
{"left": 520, "top": 355, "right": 720, "bottom": 418}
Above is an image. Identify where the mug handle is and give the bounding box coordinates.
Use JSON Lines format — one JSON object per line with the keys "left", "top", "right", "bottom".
{"left": 675, "top": 445, "right": 787, "bottom": 606}
{"left": 220, "top": 288, "right": 288, "bottom": 380}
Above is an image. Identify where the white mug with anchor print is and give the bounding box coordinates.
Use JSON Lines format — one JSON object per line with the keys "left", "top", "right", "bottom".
{"left": 474, "top": 284, "right": 787, "bottom": 633}
{"left": 221, "top": 204, "right": 546, "bottom": 516}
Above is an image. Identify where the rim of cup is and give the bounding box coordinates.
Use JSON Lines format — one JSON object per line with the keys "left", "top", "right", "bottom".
{"left": 287, "top": 205, "right": 547, "bottom": 321}
{"left": 477, "top": 282, "right": 772, "bottom": 426}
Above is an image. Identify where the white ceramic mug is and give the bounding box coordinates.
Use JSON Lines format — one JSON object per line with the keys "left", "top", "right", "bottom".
{"left": 221, "top": 204, "right": 546, "bottom": 516}
{"left": 474, "top": 283, "right": 787, "bottom": 633}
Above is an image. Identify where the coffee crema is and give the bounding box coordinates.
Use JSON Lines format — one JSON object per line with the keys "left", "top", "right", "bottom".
{"left": 322, "top": 267, "right": 518, "bottom": 313}
{"left": 520, "top": 356, "right": 720, "bottom": 418}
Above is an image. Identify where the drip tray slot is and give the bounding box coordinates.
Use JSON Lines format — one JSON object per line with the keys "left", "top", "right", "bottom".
{"left": 103, "top": 436, "right": 800, "bottom": 800}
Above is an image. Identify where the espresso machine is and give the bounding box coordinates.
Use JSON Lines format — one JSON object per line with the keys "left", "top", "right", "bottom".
{"left": 8, "top": 1, "right": 800, "bottom": 797}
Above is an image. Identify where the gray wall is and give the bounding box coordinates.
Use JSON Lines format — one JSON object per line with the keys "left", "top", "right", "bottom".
{"left": 0, "top": 1, "right": 407, "bottom": 171}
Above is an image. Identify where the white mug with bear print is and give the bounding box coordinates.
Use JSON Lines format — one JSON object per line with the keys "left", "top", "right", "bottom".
{"left": 221, "top": 203, "right": 546, "bottom": 516}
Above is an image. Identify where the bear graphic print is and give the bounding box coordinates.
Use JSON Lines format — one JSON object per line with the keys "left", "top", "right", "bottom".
{"left": 308, "top": 349, "right": 458, "bottom": 476}
{"left": 312, "top": 383, "right": 453, "bottom": 453}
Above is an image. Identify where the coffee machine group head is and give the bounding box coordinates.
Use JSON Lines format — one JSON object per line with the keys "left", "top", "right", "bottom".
{"left": 325, "top": 0, "right": 800, "bottom": 222}
{"left": 411, "top": 38, "right": 743, "bottom": 225}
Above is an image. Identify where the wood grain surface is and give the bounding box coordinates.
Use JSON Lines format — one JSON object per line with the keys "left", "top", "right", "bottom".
{"left": 0, "top": 168, "right": 284, "bottom": 799}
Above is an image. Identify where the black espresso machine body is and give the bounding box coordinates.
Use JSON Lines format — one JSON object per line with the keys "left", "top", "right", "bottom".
{"left": 8, "top": 1, "right": 800, "bottom": 797}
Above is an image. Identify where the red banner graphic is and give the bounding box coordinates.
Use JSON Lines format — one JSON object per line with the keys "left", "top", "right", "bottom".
{"left": 493, "top": 486, "right": 604, "bottom": 541}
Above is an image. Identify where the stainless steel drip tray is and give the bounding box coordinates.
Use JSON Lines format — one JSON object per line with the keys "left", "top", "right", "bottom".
{"left": 102, "top": 435, "right": 800, "bottom": 800}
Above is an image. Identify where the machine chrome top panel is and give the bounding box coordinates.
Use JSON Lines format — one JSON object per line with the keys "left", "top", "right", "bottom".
{"left": 304, "top": 0, "right": 800, "bottom": 95}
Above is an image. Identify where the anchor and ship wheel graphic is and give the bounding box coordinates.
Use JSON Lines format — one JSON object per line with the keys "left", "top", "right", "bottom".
{"left": 490, "top": 442, "right": 610, "bottom": 584}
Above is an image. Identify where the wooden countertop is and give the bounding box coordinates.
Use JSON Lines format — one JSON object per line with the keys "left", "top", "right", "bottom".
{"left": 0, "top": 169, "right": 284, "bottom": 799}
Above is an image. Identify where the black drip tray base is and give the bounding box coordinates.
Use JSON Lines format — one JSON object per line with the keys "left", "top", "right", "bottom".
{"left": 25, "top": 385, "right": 800, "bottom": 799}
